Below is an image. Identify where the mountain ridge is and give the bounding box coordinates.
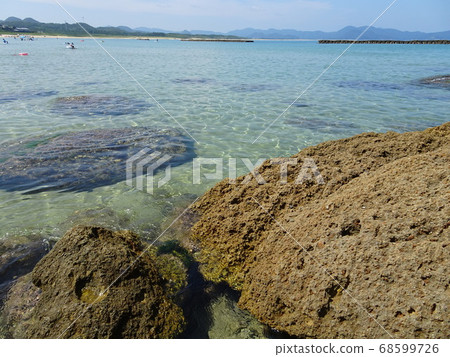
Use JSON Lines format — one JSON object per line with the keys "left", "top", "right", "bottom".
{"left": 1, "top": 17, "right": 449, "bottom": 40}
{"left": 227, "top": 26, "right": 450, "bottom": 40}
{"left": 0, "top": 17, "right": 239, "bottom": 39}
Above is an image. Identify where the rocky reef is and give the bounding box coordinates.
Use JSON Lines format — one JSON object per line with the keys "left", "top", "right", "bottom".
{"left": 2, "top": 226, "right": 186, "bottom": 338}
{"left": 418, "top": 75, "right": 450, "bottom": 89}
{"left": 0, "top": 127, "right": 195, "bottom": 193}
{"left": 189, "top": 122, "right": 450, "bottom": 338}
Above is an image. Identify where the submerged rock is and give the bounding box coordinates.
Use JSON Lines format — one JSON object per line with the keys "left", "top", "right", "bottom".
{"left": 226, "top": 83, "right": 280, "bottom": 92}
{"left": 3, "top": 226, "right": 186, "bottom": 338}
{"left": 172, "top": 78, "right": 215, "bottom": 85}
{"left": 335, "top": 80, "right": 405, "bottom": 91}
{"left": 0, "top": 127, "right": 195, "bottom": 193}
{"left": 51, "top": 95, "right": 151, "bottom": 116}
{"left": 190, "top": 122, "right": 450, "bottom": 338}
{"left": 417, "top": 75, "right": 450, "bottom": 89}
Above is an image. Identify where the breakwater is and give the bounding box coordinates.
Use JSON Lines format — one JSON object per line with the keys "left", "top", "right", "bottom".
{"left": 318, "top": 39, "right": 450, "bottom": 44}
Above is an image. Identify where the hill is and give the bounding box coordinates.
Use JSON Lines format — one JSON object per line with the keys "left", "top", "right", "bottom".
{"left": 227, "top": 26, "right": 450, "bottom": 40}
{"left": 0, "top": 17, "right": 239, "bottom": 39}
{"left": 1, "top": 17, "right": 448, "bottom": 40}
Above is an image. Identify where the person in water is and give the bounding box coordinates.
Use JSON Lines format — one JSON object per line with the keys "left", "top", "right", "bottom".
{"left": 2, "top": 39, "right": 8, "bottom": 44}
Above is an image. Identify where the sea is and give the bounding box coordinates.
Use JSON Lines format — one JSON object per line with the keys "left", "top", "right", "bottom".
{"left": 0, "top": 37, "right": 449, "bottom": 337}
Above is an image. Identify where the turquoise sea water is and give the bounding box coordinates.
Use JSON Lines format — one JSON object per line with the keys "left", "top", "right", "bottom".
{"left": 0, "top": 37, "right": 449, "bottom": 337}
{"left": 0, "top": 38, "right": 448, "bottom": 239}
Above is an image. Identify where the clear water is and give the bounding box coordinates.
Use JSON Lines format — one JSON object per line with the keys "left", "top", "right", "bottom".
{"left": 0, "top": 37, "right": 449, "bottom": 336}
{"left": 1, "top": 38, "right": 448, "bottom": 239}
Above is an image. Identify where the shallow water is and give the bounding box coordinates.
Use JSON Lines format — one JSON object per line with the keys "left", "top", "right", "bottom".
{"left": 0, "top": 38, "right": 449, "bottom": 337}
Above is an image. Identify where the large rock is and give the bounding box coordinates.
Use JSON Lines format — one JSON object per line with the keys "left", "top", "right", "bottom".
{"left": 2, "top": 226, "right": 185, "bottom": 338}
{"left": 190, "top": 123, "right": 450, "bottom": 338}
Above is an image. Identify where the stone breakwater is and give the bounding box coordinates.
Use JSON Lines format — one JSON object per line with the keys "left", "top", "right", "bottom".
{"left": 318, "top": 40, "right": 450, "bottom": 44}
{"left": 189, "top": 122, "right": 450, "bottom": 338}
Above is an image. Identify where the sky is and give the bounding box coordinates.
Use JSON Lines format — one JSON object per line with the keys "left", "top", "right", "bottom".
{"left": 2, "top": 0, "right": 449, "bottom": 33}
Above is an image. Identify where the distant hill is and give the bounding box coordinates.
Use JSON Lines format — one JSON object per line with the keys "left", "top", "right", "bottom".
{"left": 1, "top": 17, "right": 448, "bottom": 40}
{"left": 135, "top": 25, "right": 450, "bottom": 40}
{"left": 0, "top": 17, "right": 134, "bottom": 36}
{"left": 129, "top": 25, "right": 450, "bottom": 40}
{"left": 187, "top": 30, "right": 226, "bottom": 36}
{"left": 134, "top": 27, "right": 171, "bottom": 34}
{"left": 4, "top": 17, "right": 21, "bottom": 22}
{"left": 117, "top": 26, "right": 135, "bottom": 33}
{"left": 227, "top": 26, "right": 450, "bottom": 40}
{"left": 0, "top": 17, "right": 239, "bottom": 39}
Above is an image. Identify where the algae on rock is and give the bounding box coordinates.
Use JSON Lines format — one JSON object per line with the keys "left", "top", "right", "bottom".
{"left": 3, "top": 226, "right": 186, "bottom": 338}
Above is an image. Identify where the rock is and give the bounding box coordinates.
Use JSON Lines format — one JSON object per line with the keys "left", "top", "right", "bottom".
{"left": 226, "top": 83, "right": 280, "bottom": 93}
{"left": 418, "top": 75, "right": 450, "bottom": 89}
{"left": 0, "top": 127, "right": 195, "bottom": 193}
{"left": 189, "top": 122, "right": 450, "bottom": 338}
{"left": 335, "top": 80, "right": 405, "bottom": 91}
{"left": 172, "top": 78, "right": 215, "bottom": 85}
{"left": 0, "top": 274, "right": 40, "bottom": 339}
{"left": 208, "top": 295, "right": 266, "bottom": 339}
{"left": 2, "top": 226, "right": 185, "bottom": 338}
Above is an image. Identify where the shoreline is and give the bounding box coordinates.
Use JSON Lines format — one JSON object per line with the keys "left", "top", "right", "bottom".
{"left": 1, "top": 34, "right": 185, "bottom": 40}
{"left": 4, "top": 34, "right": 449, "bottom": 43}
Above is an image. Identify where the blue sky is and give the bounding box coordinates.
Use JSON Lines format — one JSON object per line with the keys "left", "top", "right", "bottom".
{"left": 2, "top": 0, "right": 449, "bottom": 32}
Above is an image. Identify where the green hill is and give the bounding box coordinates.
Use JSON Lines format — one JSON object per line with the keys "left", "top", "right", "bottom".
{"left": 0, "top": 17, "right": 239, "bottom": 39}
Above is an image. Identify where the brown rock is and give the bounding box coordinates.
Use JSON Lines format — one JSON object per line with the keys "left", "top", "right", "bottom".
{"left": 190, "top": 123, "right": 450, "bottom": 338}
{"left": 3, "top": 226, "right": 185, "bottom": 338}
